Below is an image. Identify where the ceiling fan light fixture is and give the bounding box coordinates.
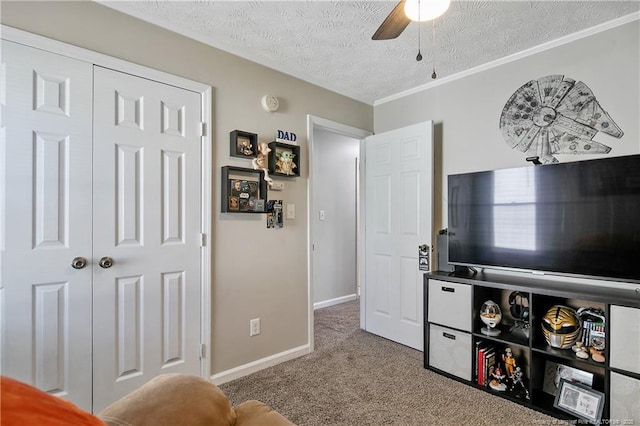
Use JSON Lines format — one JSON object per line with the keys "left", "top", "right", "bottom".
{"left": 404, "top": 0, "right": 450, "bottom": 22}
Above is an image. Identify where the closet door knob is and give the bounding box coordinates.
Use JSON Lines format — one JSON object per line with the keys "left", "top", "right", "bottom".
{"left": 99, "top": 257, "right": 114, "bottom": 269}
{"left": 71, "top": 257, "right": 87, "bottom": 269}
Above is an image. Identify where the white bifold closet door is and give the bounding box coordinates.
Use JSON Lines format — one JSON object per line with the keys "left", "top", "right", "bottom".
{"left": 91, "top": 66, "right": 202, "bottom": 412}
{"left": 1, "top": 41, "right": 203, "bottom": 413}
{"left": 1, "top": 40, "right": 95, "bottom": 410}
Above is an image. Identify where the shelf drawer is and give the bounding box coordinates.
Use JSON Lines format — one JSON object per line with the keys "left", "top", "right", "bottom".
{"left": 610, "top": 305, "right": 640, "bottom": 374}
{"left": 428, "top": 279, "right": 472, "bottom": 332}
{"left": 610, "top": 372, "right": 640, "bottom": 424}
{"left": 428, "top": 324, "right": 472, "bottom": 381}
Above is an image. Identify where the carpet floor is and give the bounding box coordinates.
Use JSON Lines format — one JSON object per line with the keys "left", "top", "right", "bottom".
{"left": 219, "top": 299, "right": 557, "bottom": 425}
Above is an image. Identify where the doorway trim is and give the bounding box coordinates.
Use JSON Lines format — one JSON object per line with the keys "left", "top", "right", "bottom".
{"left": 2, "top": 25, "right": 213, "bottom": 380}
{"left": 306, "top": 115, "right": 371, "bottom": 351}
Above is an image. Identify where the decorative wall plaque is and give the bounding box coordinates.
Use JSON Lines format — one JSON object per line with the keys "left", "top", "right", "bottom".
{"left": 499, "top": 75, "right": 623, "bottom": 164}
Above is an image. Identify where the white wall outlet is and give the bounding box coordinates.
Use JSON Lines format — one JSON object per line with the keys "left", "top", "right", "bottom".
{"left": 250, "top": 318, "right": 261, "bottom": 336}
{"left": 319, "top": 210, "right": 326, "bottom": 221}
{"left": 286, "top": 203, "right": 295, "bottom": 219}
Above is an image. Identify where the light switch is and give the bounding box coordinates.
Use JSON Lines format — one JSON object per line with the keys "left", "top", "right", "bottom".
{"left": 286, "top": 203, "right": 295, "bottom": 219}
{"left": 319, "top": 210, "right": 326, "bottom": 221}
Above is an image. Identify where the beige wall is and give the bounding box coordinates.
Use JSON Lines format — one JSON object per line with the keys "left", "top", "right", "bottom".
{"left": 1, "top": 1, "right": 373, "bottom": 374}
{"left": 374, "top": 19, "right": 640, "bottom": 240}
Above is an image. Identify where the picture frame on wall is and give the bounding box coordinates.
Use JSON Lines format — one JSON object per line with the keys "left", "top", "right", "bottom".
{"left": 230, "top": 130, "right": 258, "bottom": 159}
{"left": 220, "top": 166, "right": 267, "bottom": 213}
{"left": 229, "top": 179, "right": 261, "bottom": 212}
{"left": 553, "top": 378, "right": 604, "bottom": 424}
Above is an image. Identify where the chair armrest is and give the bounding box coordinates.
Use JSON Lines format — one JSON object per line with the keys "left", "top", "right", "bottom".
{"left": 234, "top": 400, "right": 295, "bottom": 426}
{"left": 98, "top": 374, "right": 236, "bottom": 426}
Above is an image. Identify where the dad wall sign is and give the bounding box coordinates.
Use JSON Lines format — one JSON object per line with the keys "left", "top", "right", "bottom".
{"left": 276, "top": 129, "right": 297, "bottom": 144}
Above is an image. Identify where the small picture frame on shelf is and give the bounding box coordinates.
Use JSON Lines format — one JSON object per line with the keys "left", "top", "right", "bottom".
{"left": 553, "top": 378, "right": 604, "bottom": 424}
{"left": 543, "top": 361, "right": 594, "bottom": 396}
{"left": 230, "top": 130, "right": 258, "bottom": 159}
{"left": 542, "top": 360, "right": 593, "bottom": 396}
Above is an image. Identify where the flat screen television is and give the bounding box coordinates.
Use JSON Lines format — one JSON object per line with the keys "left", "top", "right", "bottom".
{"left": 447, "top": 154, "right": 640, "bottom": 283}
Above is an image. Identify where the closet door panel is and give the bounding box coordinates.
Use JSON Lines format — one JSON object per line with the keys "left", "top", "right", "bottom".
{"left": 91, "top": 66, "right": 202, "bottom": 412}
{"left": 0, "top": 40, "right": 93, "bottom": 410}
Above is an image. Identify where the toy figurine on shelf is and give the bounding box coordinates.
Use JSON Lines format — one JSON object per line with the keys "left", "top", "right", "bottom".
{"left": 252, "top": 142, "right": 273, "bottom": 187}
{"left": 240, "top": 139, "right": 253, "bottom": 156}
{"left": 502, "top": 347, "right": 517, "bottom": 378}
{"left": 510, "top": 367, "right": 530, "bottom": 400}
{"left": 489, "top": 364, "right": 507, "bottom": 392}
{"left": 275, "top": 149, "right": 297, "bottom": 176}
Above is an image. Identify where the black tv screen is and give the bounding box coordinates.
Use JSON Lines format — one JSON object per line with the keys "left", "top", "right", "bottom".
{"left": 448, "top": 154, "right": 640, "bottom": 283}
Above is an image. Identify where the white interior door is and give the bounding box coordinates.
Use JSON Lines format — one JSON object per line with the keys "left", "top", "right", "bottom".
{"left": 1, "top": 40, "right": 94, "bottom": 409}
{"left": 363, "top": 121, "right": 433, "bottom": 350}
{"left": 91, "top": 67, "right": 203, "bottom": 412}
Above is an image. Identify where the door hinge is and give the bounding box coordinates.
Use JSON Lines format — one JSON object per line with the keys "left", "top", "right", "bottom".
{"left": 200, "top": 122, "right": 206, "bottom": 137}
{"left": 200, "top": 344, "right": 206, "bottom": 359}
{"left": 200, "top": 233, "right": 206, "bottom": 247}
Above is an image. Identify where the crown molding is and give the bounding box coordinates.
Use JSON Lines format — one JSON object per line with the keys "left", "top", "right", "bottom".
{"left": 374, "top": 12, "right": 640, "bottom": 107}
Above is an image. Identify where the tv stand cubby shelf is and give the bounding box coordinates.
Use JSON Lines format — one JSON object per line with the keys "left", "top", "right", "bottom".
{"left": 424, "top": 270, "right": 640, "bottom": 424}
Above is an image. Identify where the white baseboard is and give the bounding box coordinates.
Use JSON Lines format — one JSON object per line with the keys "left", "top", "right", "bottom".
{"left": 211, "top": 344, "right": 310, "bottom": 385}
{"left": 313, "top": 293, "right": 358, "bottom": 310}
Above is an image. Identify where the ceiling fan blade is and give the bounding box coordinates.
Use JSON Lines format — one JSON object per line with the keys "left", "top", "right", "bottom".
{"left": 372, "top": 0, "right": 411, "bottom": 40}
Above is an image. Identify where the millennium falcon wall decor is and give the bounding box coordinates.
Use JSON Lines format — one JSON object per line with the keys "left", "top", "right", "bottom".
{"left": 499, "top": 75, "right": 623, "bottom": 164}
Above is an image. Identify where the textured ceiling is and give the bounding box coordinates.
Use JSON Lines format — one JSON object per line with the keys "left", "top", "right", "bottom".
{"left": 99, "top": 1, "right": 640, "bottom": 105}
